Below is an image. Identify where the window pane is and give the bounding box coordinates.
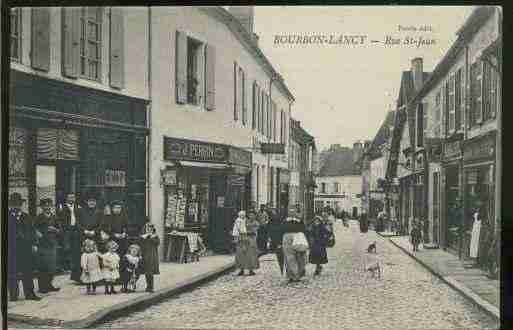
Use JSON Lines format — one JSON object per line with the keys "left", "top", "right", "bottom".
{"left": 88, "top": 41, "right": 99, "bottom": 60}
{"left": 80, "top": 57, "right": 86, "bottom": 75}
{"left": 88, "top": 60, "right": 98, "bottom": 79}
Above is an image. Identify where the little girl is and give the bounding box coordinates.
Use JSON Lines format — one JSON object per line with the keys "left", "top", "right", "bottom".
{"left": 140, "top": 221, "right": 160, "bottom": 293}
{"left": 120, "top": 244, "right": 142, "bottom": 293}
{"left": 102, "top": 240, "right": 120, "bottom": 294}
{"left": 80, "top": 239, "right": 103, "bottom": 294}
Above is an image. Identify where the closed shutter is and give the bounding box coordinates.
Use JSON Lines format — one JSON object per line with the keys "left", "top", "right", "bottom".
{"left": 475, "top": 61, "right": 483, "bottom": 123}
{"left": 31, "top": 8, "right": 51, "bottom": 71}
{"left": 417, "top": 103, "right": 423, "bottom": 147}
{"left": 109, "top": 7, "right": 125, "bottom": 89}
{"left": 444, "top": 81, "right": 449, "bottom": 136}
{"left": 205, "top": 43, "right": 216, "bottom": 110}
{"left": 233, "top": 61, "right": 238, "bottom": 121}
{"left": 62, "top": 8, "right": 81, "bottom": 78}
{"left": 175, "top": 30, "right": 187, "bottom": 104}
{"left": 252, "top": 81, "right": 257, "bottom": 129}
{"left": 242, "top": 70, "right": 247, "bottom": 125}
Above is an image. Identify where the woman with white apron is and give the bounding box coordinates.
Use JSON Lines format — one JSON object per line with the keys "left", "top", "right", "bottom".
{"left": 468, "top": 209, "right": 482, "bottom": 267}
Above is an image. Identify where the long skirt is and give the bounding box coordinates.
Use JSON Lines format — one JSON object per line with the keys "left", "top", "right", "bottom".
{"left": 235, "top": 235, "right": 259, "bottom": 270}
{"left": 67, "top": 228, "right": 82, "bottom": 282}
{"left": 469, "top": 221, "right": 481, "bottom": 258}
{"left": 282, "top": 233, "right": 307, "bottom": 281}
{"left": 38, "top": 245, "right": 57, "bottom": 274}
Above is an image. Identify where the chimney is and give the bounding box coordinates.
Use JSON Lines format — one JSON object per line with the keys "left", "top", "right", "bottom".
{"left": 228, "top": 6, "right": 254, "bottom": 34}
{"left": 411, "top": 57, "right": 423, "bottom": 91}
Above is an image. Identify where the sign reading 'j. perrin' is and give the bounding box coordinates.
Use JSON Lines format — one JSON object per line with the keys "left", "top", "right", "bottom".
{"left": 164, "top": 137, "right": 228, "bottom": 163}
{"left": 261, "top": 143, "right": 285, "bottom": 154}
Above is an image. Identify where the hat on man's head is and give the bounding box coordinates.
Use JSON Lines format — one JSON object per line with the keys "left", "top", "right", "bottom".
{"left": 9, "top": 193, "right": 26, "bottom": 206}
{"left": 83, "top": 191, "right": 98, "bottom": 201}
{"left": 111, "top": 200, "right": 123, "bottom": 207}
{"left": 39, "top": 198, "right": 53, "bottom": 207}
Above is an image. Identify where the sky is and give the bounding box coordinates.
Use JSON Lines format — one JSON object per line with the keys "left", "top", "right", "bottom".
{"left": 252, "top": 6, "right": 474, "bottom": 151}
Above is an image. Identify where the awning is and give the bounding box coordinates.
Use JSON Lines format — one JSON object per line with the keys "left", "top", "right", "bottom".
{"left": 179, "top": 161, "right": 229, "bottom": 170}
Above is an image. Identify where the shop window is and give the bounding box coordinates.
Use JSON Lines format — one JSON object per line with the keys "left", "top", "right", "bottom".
{"left": 10, "top": 8, "right": 22, "bottom": 61}
{"left": 80, "top": 7, "right": 102, "bottom": 81}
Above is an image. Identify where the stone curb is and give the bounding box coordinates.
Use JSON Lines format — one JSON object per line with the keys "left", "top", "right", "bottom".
{"left": 8, "top": 261, "right": 236, "bottom": 329}
{"left": 376, "top": 231, "right": 401, "bottom": 238}
{"left": 388, "top": 238, "right": 500, "bottom": 321}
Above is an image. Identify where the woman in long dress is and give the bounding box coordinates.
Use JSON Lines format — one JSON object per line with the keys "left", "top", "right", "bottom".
{"left": 232, "top": 210, "right": 260, "bottom": 276}
{"left": 308, "top": 216, "right": 329, "bottom": 276}
{"left": 469, "top": 209, "right": 482, "bottom": 266}
{"left": 282, "top": 208, "right": 307, "bottom": 283}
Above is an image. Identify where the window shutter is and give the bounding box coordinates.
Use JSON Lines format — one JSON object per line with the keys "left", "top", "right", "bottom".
{"left": 490, "top": 67, "right": 497, "bottom": 119}
{"left": 233, "top": 62, "right": 238, "bottom": 121}
{"left": 62, "top": 8, "right": 81, "bottom": 78}
{"left": 273, "top": 101, "right": 277, "bottom": 142}
{"left": 444, "top": 81, "right": 449, "bottom": 137}
{"left": 242, "top": 70, "right": 247, "bottom": 125}
{"left": 252, "top": 81, "right": 256, "bottom": 129}
{"left": 205, "top": 43, "right": 216, "bottom": 110}
{"left": 175, "top": 30, "right": 187, "bottom": 104}
{"left": 417, "top": 103, "right": 423, "bottom": 147}
{"left": 476, "top": 61, "right": 483, "bottom": 123}
{"left": 31, "top": 8, "right": 51, "bottom": 71}
{"left": 109, "top": 7, "right": 125, "bottom": 89}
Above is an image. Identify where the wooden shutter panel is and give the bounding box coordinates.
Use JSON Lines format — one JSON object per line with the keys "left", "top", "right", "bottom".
{"left": 31, "top": 8, "right": 51, "bottom": 71}
{"left": 252, "top": 81, "right": 257, "bottom": 129}
{"left": 205, "top": 44, "right": 216, "bottom": 110}
{"left": 175, "top": 30, "right": 187, "bottom": 104}
{"left": 110, "top": 7, "right": 125, "bottom": 89}
{"left": 476, "top": 61, "right": 483, "bottom": 123}
{"left": 62, "top": 8, "right": 81, "bottom": 78}
{"left": 417, "top": 103, "right": 423, "bottom": 147}
{"left": 233, "top": 62, "right": 238, "bottom": 120}
{"left": 242, "top": 70, "right": 247, "bottom": 125}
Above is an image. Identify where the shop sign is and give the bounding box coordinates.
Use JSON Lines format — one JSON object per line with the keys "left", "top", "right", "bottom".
{"left": 105, "top": 169, "right": 126, "bottom": 187}
{"left": 164, "top": 137, "right": 228, "bottom": 163}
{"left": 261, "top": 143, "right": 285, "bottom": 154}
{"left": 463, "top": 135, "right": 495, "bottom": 162}
{"left": 443, "top": 140, "right": 461, "bottom": 159}
{"left": 228, "top": 146, "right": 252, "bottom": 168}
{"left": 279, "top": 171, "right": 290, "bottom": 184}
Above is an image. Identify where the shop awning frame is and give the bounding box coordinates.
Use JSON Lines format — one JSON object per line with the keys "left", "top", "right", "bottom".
{"left": 179, "top": 160, "right": 230, "bottom": 170}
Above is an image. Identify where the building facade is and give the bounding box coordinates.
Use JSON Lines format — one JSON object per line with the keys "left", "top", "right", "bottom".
{"left": 147, "top": 6, "right": 293, "bottom": 254}
{"left": 314, "top": 143, "right": 363, "bottom": 218}
{"left": 8, "top": 7, "right": 150, "bottom": 229}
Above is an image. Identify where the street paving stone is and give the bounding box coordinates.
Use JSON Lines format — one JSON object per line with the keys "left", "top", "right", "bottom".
{"left": 99, "top": 221, "right": 498, "bottom": 329}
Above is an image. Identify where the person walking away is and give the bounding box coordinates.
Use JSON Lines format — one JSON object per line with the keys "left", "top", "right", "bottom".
{"left": 101, "top": 240, "right": 120, "bottom": 294}
{"left": 232, "top": 211, "right": 260, "bottom": 276}
{"left": 282, "top": 208, "right": 308, "bottom": 283}
{"left": 56, "top": 193, "right": 81, "bottom": 282}
{"left": 100, "top": 200, "right": 129, "bottom": 257}
{"left": 8, "top": 193, "right": 41, "bottom": 301}
{"left": 80, "top": 239, "right": 103, "bottom": 294}
{"left": 140, "top": 221, "right": 160, "bottom": 292}
{"left": 257, "top": 204, "right": 270, "bottom": 253}
{"left": 35, "top": 199, "right": 61, "bottom": 294}
{"left": 308, "top": 216, "right": 329, "bottom": 276}
{"left": 410, "top": 220, "right": 422, "bottom": 252}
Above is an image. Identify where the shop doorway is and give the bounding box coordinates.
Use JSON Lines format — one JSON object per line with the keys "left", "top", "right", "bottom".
{"left": 36, "top": 161, "right": 78, "bottom": 212}
{"left": 445, "top": 166, "right": 460, "bottom": 253}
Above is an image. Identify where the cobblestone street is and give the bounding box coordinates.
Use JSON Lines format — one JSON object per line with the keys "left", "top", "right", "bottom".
{"left": 102, "top": 221, "right": 499, "bottom": 330}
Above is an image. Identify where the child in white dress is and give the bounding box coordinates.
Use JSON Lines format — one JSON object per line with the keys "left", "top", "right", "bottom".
{"left": 80, "top": 239, "right": 103, "bottom": 294}
{"left": 102, "top": 240, "right": 120, "bottom": 294}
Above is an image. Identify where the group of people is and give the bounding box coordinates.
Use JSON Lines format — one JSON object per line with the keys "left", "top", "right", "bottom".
{"left": 231, "top": 205, "right": 336, "bottom": 283}
{"left": 7, "top": 191, "right": 160, "bottom": 302}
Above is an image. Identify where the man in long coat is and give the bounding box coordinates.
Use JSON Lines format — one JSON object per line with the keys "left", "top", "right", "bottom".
{"left": 56, "top": 193, "right": 82, "bottom": 282}
{"left": 8, "top": 193, "right": 41, "bottom": 301}
{"left": 35, "top": 198, "right": 61, "bottom": 293}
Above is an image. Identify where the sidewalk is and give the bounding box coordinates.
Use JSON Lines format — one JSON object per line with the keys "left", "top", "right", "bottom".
{"left": 7, "top": 255, "right": 235, "bottom": 328}
{"left": 389, "top": 236, "right": 500, "bottom": 320}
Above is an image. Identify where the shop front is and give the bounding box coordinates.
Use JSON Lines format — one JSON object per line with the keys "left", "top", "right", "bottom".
{"left": 8, "top": 70, "right": 148, "bottom": 229}
{"left": 441, "top": 136, "right": 463, "bottom": 255}
{"left": 161, "top": 137, "right": 252, "bottom": 254}
{"left": 461, "top": 131, "right": 496, "bottom": 263}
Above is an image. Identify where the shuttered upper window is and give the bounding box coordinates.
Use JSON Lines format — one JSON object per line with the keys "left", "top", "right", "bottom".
{"left": 455, "top": 68, "right": 463, "bottom": 131}
{"left": 80, "top": 7, "right": 102, "bottom": 81}
{"left": 483, "top": 60, "right": 497, "bottom": 122}
{"left": 470, "top": 61, "right": 483, "bottom": 126}
{"left": 10, "top": 8, "right": 22, "bottom": 61}
{"left": 448, "top": 74, "right": 455, "bottom": 133}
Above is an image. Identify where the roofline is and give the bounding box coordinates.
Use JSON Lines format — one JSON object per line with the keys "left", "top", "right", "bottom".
{"left": 199, "top": 7, "right": 295, "bottom": 102}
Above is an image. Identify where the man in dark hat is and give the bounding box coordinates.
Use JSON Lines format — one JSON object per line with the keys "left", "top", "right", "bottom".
{"left": 57, "top": 193, "right": 82, "bottom": 282}
{"left": 100, "top": 200, "right": 129, "bottom": 256}
{"left": 35, "top": 198, "right": 61, "bottom": 293}
{"left": 8, "top": 193, "right": 41, "bottom": 301}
